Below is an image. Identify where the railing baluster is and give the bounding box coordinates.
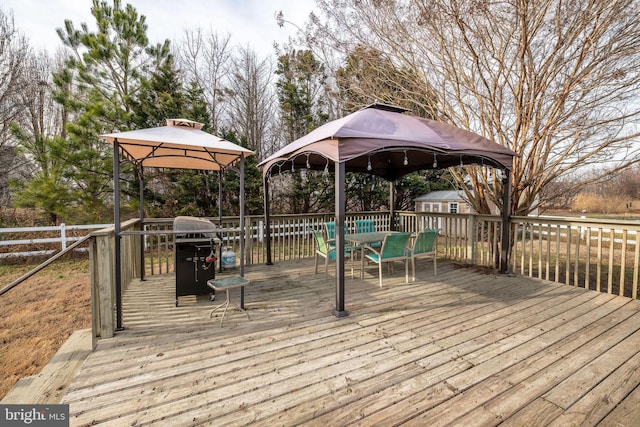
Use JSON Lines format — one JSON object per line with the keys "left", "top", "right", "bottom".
{"left": 634, "top": 232, "right": 639, "bottom": 300}
{"left": 545, "top": 223, "right": 551, "bottom": 281}
{"left": 608, "top": 229, "right": 615, "bottom": 294}
{"left": 537, "top": 223, "right": 543, "bottom": 279}
{"left": 620, "top": 229, "right": 627, "bottom": 296}
{"left": 585, "top": 227, "right": 591, "bottom": 289}
{"left": 574, "top": 226, "right": 580, "bottom": 286}
{"left": 566, "top": 225, "right": 571, "bottom": 286}
{"left": 597, "top": 228, "right": 603, "bottom": 292}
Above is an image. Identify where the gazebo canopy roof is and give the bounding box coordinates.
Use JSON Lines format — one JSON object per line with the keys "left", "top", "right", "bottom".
{"left": 259, "top": 104, "right": 516, "bottom": 181}
{"left": 101, "top": 119, "right": 253, "bottom": 171}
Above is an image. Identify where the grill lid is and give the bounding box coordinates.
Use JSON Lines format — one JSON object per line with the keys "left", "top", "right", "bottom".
{"left": 173, "top": 216, "right": 217, "bottom": 238}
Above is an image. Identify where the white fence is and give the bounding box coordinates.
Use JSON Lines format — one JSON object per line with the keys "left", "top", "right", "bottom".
{"left": 0, "top": 223, "right": 112, "bottom": 258}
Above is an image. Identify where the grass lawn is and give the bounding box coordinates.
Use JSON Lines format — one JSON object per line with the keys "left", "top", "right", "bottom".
{"left": 0, "top": 258, "right": 91, "bottom": 400}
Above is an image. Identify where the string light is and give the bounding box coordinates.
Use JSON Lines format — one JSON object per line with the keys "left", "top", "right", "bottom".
{"left": 433, "top": 154, "right": 438, "bottom": 168}
{"left": 403, "top": 150, "right": 408, "bottom": 166}
{"left": 323, "top": 158, "right": 329, "bottom": 176}
{"left": 306, "top": 154, "right": 310, "bottom": 169}
{"left": 367, "top": 156, "right": 372, "bottom": 171}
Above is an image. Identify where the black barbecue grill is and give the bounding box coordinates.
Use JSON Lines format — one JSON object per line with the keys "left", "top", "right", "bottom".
{"left": 173, "top": 216, "right": 220, "bottom": 306}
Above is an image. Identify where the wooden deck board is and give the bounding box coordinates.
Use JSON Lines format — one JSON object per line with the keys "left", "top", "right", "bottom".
{"left": 58, "top": 259, "right": 640, "bottom": 426}
{"left": 599, "top": 382, "right": 640, "bottom": 427}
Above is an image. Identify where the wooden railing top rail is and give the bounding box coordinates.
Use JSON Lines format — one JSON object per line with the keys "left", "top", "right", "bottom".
{"left": 404, "top": 211, "right": 640, "bottom": 230}
{"left": 142, "top": 212, "right": 393, "bottom": 224}
{"left": 512, "top": 215, "right": 640, "bottom": 230}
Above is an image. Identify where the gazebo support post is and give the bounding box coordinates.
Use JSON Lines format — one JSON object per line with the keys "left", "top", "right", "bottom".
{"left": 138, "top": 165, "right": 144, "bottom": 281}
{"left": 239, "top": 155, "right": 246, "bottom": 308}
{"left": 217, "top": 170, "right": 223, "bottom": 272}
{"left": 263, "top": 176, "right": 273, "bottom": 265}
{"left": 218, "top": 170, "right": 223, "bottom": 225}
{"left": 389, "top": 181, "right": 396, "bottom": 231}
{"left": 333, "top": 161, "right": 348, "bottom": 318}
{"left": 499, "top": 170, "right": 512, "bottom": 274}
{"left": 113, "top": 139, "right": 124, "bottom": 331}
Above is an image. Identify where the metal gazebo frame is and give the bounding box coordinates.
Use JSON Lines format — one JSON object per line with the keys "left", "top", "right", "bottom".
{"left": 101, "top": 119, "right": 254, "bottom": 331}
{"left": 259, "top": 104, "right": 517, "bottom": 318}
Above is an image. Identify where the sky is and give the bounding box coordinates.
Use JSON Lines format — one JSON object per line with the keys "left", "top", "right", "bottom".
{"left": 3, "top": 0, "right": 317, "bottom": 57}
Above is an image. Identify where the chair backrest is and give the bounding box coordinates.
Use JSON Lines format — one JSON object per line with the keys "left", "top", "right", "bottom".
{"left": 380, "top": 232, "right": 411, "bottom": 259}
{"left": 413, "top": 229, "right": 438, "bottom": 255}
{"left": 325, "top": 222, "right": 337, "bottom": 240}
{"left": 311, "top": 229, "right": 328, "bottom": 255}
{"left": 355, "top": 219, "right": 376, "bottom": 233}
{"left": 324, "top": 222, "right": 349, "bottom": 239}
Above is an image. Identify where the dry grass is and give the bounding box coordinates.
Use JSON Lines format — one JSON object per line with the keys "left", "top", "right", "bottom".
{"left": 0, "top": 257, "right": 91, "bottom": 400}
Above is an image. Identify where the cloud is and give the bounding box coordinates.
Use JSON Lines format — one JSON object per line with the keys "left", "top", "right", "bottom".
{"left": 2, "top": 0, "right": 316, "bottom": 56}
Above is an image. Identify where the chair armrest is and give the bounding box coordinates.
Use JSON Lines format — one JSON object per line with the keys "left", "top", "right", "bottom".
{"left": 362, "top": 243, "right": 379, "bottom": 255}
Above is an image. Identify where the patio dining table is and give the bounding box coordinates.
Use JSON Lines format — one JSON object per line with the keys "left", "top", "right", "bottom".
{"left": 345, "top": 231, "right": 407, "bottom": 279}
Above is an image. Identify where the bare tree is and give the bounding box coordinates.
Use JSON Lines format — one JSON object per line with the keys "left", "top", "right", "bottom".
{"left": 8, "top": 48, "right": 87, "bottom": 223}
{"left": 226, "top": 47, "right": 277, "bottom": 159}
{"left": 304, "top": 0, "right": 640, "bottom": 216}
{"left": 174, "top": 29, "right": 233, "bottom": 131}
{"left": 616, "top": 164, "right": 640, "bottom": 199}
{"left": 578, "top": 163, "right": 640, "bottom": 200}
{"left": 16, "top": 51, "right": 66, "bottom": 145}
{"left": 0, "top": 8, "right": 29, "bottom": 205}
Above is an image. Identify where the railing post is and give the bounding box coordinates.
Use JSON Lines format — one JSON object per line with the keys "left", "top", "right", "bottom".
{"left": 60, "top": 223, "right": 67, "bottom": 251}
{"left": 264, "top": 176, "right": 273, "bottom": 265}
{"left": 90, "top": 231, "right": 116, "bottom": 339}
{"left": 245, "top": 215, "right": 252, "bottom": 266}
{"left": 467, "top": 214, "right": 476, "bottom": 263}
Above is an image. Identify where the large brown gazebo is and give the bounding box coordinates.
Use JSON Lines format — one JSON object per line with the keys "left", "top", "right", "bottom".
{"left": 259, "top": 104, "right": 517, "bottom": 317}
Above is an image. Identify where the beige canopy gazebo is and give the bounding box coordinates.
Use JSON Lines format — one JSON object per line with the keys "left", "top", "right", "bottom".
{"left": 259, "top": 104, "right": 517, "bottom": 317}
{"left": 101, "top": 119, "right": 253, "bottom": 330}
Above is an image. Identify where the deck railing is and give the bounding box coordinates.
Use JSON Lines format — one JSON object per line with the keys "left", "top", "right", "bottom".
{"left": 510, "top": 215, "right": 640, "bottom": 299}
{"left": 140, "top": 212, "right": 395, "bottom": 272}
{"left": 89, "top": 218, "right": 141, "bottom": 339}
{"left": 89, "top": 211, "right": 640, "bottom": 338}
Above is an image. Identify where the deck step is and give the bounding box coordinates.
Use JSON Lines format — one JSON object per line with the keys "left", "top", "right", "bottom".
{"left": 1, "top": 328, "right": 93, "bottom": 404}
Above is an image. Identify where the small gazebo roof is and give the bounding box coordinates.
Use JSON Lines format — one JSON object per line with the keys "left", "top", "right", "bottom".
{"left": 101, "top": 119, "right": 253, "bottom": 171}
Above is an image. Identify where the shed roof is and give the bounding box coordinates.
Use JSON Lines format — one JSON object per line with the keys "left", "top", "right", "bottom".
{"left": 414, "top": 190, "right": 469, "bottom": 202}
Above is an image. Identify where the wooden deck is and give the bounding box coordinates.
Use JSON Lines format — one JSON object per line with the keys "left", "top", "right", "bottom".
{"left": 61, "top": 259, "right": 640, "bottom": 426}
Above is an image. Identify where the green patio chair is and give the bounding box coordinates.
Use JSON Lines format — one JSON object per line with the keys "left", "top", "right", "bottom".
{"left": 324, "top": 221, "right": 360, "bottom": 254}
{"left": 311, "top": 229, "right": 353, "bottom": 278}
{"left": 363, "top": 232, "right": 412, "bottom": 287}
{"left": 408, "top": 228, "right": 438, "bottom": 281}
{"left": 324, "top": 221, "right": 348, "bottom": 244}
{"left": 355, "top": 219, "right": 381, "bottom": 248}
{"left": 355, "top": 219, "right": 376, "bottom": 233}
